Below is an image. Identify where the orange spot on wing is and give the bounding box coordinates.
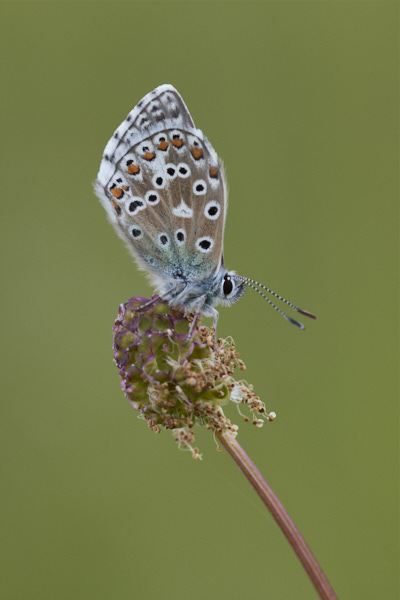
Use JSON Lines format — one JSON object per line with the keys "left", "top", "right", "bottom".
{"left": 172, "top": 138, "right": 184, "bottom": 148}
{"left": 209, "top": 166, "right": 218, "bottom": 178}
{"left": 127, "top": 163, "right": 140, "bottom": 174}
{"left": 191, "top": 147, "right": 204, "bottom": 160}
{"left": 143, "top": 151, "right": 155, "bottom": 161}
{"left": 111, "top": 187, "right": 123, "bottom": 199}
{"left": 158, "top": 141, "right": 169, "bottom": 151}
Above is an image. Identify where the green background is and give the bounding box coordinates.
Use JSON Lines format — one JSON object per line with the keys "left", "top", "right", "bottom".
{"left": 1, "top": 2, "right": 398, "bottom": 599}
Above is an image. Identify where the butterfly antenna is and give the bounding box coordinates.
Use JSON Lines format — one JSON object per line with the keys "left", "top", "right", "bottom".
{"left": 234, "top": 276, "right": 316, "bottom": 329}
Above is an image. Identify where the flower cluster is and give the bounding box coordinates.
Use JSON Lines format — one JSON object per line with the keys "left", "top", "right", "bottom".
{"left": 113, "top": 296, "right": 274, "bottom": 458}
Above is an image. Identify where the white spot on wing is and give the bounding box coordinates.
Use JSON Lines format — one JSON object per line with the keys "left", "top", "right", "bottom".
{"left": 175, "top": 229, "right": 186, "bottom": 245}
{"left": 126, "top": 197, "right": 146, "bottom": 215}
{"left": 130, "top": 225, "right": 143, "bottom": 239}
{"left": 204, "top": 200, "right": 220, "bottom": 220}
{"left": 196, "top": 236, "right": 214, "bottom": 253}
{"left": 165, "top": 163, "right": 177, "bottom": 179}
{"left": 145, "top": 190, "right": 160, "bottom": 205}
{"left": 152, "top": 173, "right": 165, "bottom": 188}
{"left": 177, "top": 163, "right": 191, "bottom": 178}
{"left": 158, "top": 233, "right": 170, "bottom": 247}
{"left": 172, "top": 199, "right": 193, "bottom": 219}
{"left": 193, "top": 179, "right": 207, "bottom": 195}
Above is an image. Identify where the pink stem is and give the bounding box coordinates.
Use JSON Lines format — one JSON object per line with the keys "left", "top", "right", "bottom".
{"left": 216, "top": 431, "right": 338, "bottom": 600}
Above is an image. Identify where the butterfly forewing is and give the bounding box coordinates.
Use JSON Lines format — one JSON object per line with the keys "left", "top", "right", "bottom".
{"left": 98, "top": 85, "right": 195, "bottom": 178}
{"left": 95, "top": 85, "right": 227, "bottom": 288}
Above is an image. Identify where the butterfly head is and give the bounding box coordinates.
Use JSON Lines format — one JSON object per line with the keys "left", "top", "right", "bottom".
{"left": 155, "top": 267, "right": 246, "bottom": 317}
{"left": 215, "top": 271, "right": 246, "bottom": 307}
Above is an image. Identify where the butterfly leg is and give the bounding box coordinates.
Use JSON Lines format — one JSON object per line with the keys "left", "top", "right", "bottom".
{"left": 185, "top": 296, "right": 207, "bottom": 343}
{"left": 134, "top": 295, "right": 163, "bottom": 312}
{"left": 186, "top": 304, "right": 219, "bottom": 347}
{"left": 135, "top": 282, "right": 187, "bottom": 313}
{"left": 186, "top": 303, "right": 219, "bottom": 346}
{"left": 211, "top": 308, "right": 219, "bottom": 347}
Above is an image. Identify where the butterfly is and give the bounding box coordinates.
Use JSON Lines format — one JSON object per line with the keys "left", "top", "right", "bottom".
{"left": 94, "top": 84, "right": 315, "bottom": 336}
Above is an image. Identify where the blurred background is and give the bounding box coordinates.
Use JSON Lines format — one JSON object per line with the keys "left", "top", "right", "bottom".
{"left": 1, "top": 2, "right": 398, "bottom": 599}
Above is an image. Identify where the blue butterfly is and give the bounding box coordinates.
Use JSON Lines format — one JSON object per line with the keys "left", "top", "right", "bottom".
{"left": 95, "top": 84, "right": 315, "bottom": 334}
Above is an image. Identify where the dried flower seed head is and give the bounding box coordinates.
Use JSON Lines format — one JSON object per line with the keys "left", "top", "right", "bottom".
{"left": 113, "top": 296, "right": 273, "bottom": 455}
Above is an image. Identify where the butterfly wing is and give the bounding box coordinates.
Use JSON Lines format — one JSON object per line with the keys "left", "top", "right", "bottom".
{"left": 95, "top": 85, "right": 227, "bottom": 293}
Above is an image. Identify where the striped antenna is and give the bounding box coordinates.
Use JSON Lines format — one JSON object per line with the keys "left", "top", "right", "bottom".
{"left": 234, "top": 276, "right": 316, "bottom": 329}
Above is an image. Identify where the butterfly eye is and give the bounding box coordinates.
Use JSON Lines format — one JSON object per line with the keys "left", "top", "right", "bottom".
{"left": 223, "top": 275, "right": 233, "bottom": 296}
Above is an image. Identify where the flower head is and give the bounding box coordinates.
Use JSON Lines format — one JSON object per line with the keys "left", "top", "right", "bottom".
{"left": 113, "top": 296, "right": 273, "bottom": 457}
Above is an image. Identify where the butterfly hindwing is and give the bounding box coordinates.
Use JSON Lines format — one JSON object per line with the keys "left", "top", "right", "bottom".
{"left": 95, "top": 85, "right": 227, "bottom": 287}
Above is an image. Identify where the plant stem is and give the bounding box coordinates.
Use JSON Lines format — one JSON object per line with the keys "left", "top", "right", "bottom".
{"left": 215, "top": 431, "right": 338, "bottom": 600}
